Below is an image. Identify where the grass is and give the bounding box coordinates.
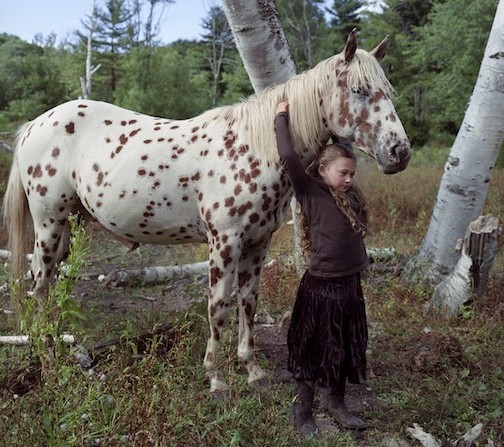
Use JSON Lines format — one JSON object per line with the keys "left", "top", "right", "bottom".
{"left": 0, "top": 146, "right": 503, "bottom": 446}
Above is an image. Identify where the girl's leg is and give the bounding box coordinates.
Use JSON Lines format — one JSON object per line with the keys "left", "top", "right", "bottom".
{"left": 321, "top": 379, "right": 367, "bottom": 429}
{"left": 291, "top": 379, "right": 319, "bottom": 438}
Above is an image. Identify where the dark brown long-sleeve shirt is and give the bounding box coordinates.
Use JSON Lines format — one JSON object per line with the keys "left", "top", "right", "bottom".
{"left": 274, "top": 111, "right": 368, "bottom": 277}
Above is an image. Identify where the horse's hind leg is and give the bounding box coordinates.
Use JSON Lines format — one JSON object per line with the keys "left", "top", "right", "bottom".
{"left": 28, "top": 196, "right": 76, "bottom": 299}
{"left": 236, "top": 240, "right": 272, "bottom": 388}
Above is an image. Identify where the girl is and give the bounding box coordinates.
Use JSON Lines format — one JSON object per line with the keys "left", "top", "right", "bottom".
{"left": 274, "top": 101, "right": 369, "bottom": 437}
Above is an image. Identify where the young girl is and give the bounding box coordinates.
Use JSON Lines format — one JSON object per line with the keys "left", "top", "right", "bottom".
{"left": 274, "top": 101, "right": 369, "bottom": 437}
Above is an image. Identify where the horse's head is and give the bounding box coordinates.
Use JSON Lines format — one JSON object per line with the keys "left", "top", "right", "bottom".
{"left": 325, "top": 29, "right": 411, "bottom": 174}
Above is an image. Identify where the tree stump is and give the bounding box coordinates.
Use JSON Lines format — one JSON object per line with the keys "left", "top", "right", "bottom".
{"left": 431, "top": 214, "right": 501, "bottom": 316}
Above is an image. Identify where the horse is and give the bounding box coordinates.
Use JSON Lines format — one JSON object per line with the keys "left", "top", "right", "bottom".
{"left": 2, "top": 30, "right": 411, "bottom": 395}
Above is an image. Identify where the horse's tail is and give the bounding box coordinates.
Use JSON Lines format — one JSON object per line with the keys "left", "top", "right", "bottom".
{"left": 2, "top": 123, "right": 32, "bottom": 280}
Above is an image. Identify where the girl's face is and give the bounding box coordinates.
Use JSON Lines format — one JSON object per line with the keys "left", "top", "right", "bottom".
{"left": 318, "top": 157, "right": 357, "bottom": 192}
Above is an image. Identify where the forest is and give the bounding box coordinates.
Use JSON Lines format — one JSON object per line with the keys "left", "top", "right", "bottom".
{"left": 0, "top": 0, "right": 499, "bottom": 149}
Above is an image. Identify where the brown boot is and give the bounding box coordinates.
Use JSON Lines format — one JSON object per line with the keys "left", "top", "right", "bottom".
{"left": 290, "top": 380, "right": 319, "bottom": 438}
{"left": 321, "top": 381, "right": 367, "bottom": 430}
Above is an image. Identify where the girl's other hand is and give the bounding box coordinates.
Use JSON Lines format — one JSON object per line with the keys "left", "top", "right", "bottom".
{"left": 276, "top": 101, "right": 289, "bottom": 115}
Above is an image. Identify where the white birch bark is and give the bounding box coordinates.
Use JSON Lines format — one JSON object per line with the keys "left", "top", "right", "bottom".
{"left": 405, "top": 0, "right": 504, "bottom": 284}
{"left": 0, "top": 334, "right": 75, "bottom": 345}
{"left": 80, "top": 0, "right": 101, "bottom": 100}
{"left": 221, "top": 0, "right": 297, "bottom": 93}
{"left": 103, "top": 261, "right": 209, "bottom": 286}
{"left": 406, "top": 422, "right": 489, "bottom": 447}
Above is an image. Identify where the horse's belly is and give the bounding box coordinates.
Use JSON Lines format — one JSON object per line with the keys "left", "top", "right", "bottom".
{"left": 79, "top": 187, "right": 206, "bottom": 245}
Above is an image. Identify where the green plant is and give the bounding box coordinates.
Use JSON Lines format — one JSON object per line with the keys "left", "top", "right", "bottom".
{"left": 18, "top": 216, "right": 88, "bottom": 365}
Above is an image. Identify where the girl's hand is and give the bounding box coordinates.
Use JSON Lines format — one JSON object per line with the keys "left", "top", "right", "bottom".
{"left": 276, "top": 101, "right": 289, "bottom": 115}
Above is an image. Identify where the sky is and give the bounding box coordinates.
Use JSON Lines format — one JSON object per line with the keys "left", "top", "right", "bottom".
{"left": 0, "top": 0, "right": 211, "bottom": 45}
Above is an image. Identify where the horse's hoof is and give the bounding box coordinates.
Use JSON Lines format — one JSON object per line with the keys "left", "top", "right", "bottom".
{"left": 249, "top": 376, "right": 271, "bottom": 390}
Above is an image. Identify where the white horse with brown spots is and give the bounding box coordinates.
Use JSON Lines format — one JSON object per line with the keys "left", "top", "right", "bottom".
{"left": 2, "top": 31, "right": 411, "bottom": 395}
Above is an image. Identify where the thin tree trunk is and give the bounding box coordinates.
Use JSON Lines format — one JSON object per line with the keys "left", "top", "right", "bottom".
{"left": 404, "top": 0, "right": 504, "bottom": 286}
{"left": 80, "top": 0, "right": 101, "bottom": 99}
{"left": 222, "top": 0, "right": 302, "bottom": 268}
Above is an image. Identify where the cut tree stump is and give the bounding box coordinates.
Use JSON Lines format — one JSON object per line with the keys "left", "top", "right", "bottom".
{"left": 431, "top": 214, "right": 501, "bottom": 316}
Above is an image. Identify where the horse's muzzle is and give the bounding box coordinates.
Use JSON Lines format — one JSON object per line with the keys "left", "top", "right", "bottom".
{"left": 377, "top": 140, "right": 411, "bottom": 174}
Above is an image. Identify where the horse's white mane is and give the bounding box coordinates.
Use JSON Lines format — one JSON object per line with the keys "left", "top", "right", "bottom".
{"left": 199, "top": 48, "right": 393, "bottom": 164}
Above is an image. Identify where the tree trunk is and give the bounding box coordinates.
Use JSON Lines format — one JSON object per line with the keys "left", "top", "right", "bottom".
{"left": 430, "top": 214, "right": 500, "bottom": 316}
{"left": 404, "top": 0, "right": 504, "bottom": 285}
{"left": 221, "top": 0, "right": 297, "bottom": 93}
{"left": 80, "top": 0, "right": 101, "bottom": 100}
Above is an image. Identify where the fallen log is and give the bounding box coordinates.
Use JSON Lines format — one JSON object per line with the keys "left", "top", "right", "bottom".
{"left": 104, "top": 260, "right": 209, "bottom": 286}
{"left": 0, "top": 334, "right": 75, "bottom": 345}
{"left": 1, "top": 247, "right": 399, "bottom": 288}
{"left": 431, "top": 215, "right": 501, "bottom": 316}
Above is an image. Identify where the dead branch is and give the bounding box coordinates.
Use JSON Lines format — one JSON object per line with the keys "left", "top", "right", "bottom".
{"left": 0, "top": 334, "right": 75, "bottom": 345}
{"left": 0, "top": 140, "right": 14, "bottom": 153}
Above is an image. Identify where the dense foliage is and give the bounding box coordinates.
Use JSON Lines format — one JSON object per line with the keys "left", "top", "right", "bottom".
{"left": 0, "top": 0, "right": 499, "bottom": 147}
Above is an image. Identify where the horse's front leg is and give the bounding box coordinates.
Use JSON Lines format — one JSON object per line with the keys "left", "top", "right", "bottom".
{"left": 236, "top": 239, "right": 272, "bottom": 389}
{"left": 204, "top": 235, "right": 241, "bottom": 396}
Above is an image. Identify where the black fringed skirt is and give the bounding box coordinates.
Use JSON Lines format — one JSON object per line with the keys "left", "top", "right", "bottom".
{"left": 287, "top": 271, "right": 368, "bottom": 388}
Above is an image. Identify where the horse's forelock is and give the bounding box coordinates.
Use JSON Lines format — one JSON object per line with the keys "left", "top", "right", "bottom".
{"left": 347, "top": 49, "right": 394, "bottom": 97}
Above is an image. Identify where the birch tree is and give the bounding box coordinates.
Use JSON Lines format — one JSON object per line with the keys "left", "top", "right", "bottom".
{"left": 404, "top": 0, "right": 504, "bottom": 285}
{"left": 80, "top": 0, "right": 101, "bottom": 99}
{"left": 220, "top": 0, "right": 297, "bottom": 94}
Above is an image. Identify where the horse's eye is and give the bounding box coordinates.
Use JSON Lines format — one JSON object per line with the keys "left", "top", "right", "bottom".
{"left": 351, "top": 86, "right": 369, "bottom": 97}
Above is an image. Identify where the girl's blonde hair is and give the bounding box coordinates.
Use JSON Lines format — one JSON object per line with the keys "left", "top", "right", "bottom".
{"left": 301, "top": 139, "right": 368, "bottom": 255}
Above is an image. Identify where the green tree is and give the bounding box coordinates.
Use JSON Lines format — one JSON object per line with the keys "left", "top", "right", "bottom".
{"left": 77, "top": 0, "right": 135, "bottom": 98}
{"left": 275, "top": 0, "right": 329, "bottom": 69}
{"left": 200, "top": 5, "right": 236, "bottom": 107}
{"left": 325, "top": 0, "right": 364, "bottom": 43}
{"left": 115, "top": 44, "right": 210, "bottom": 118}
{"left": 360, "top": 0, "right": 436, "bottom": 145}
{"left": 408, "top": 0, "right": 498, "bottom": 140}
{"left": 0, "top": 34, "right": 68, "bottom": 120}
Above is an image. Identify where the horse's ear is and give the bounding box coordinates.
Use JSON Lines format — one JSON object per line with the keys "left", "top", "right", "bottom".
{"left": 344, "top": 28, "right": 358, "bottom": 63}
{"left": 370, "top": 35, "right": 390, "bottom": 62}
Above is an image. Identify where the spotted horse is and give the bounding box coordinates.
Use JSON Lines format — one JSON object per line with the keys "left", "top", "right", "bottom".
{"left": 2, "top": 30, "right": 411, "bottom": 396}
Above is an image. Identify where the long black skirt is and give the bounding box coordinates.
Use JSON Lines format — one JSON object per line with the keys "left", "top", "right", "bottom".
{"left": 287, "top": 271, "right": 368, "bottom": 388}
